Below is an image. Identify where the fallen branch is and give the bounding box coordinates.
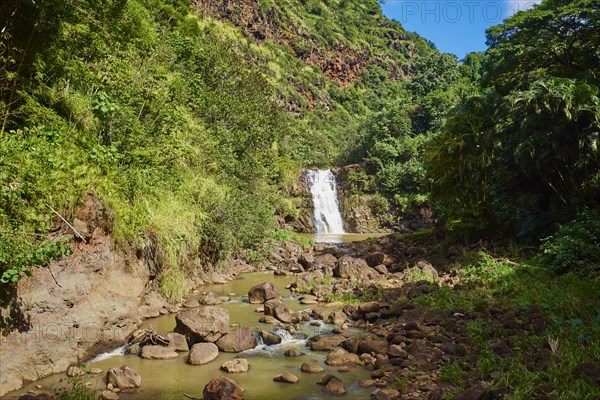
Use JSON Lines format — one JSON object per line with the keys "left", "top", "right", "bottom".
{"left": 45, "top": 203, "right": 87, "bottom": 243}
{"left": 47, "top": 264, "right": 62, "bottom": 288}
{"left": 183, "top": 393, "right": 201, "bottom": 400}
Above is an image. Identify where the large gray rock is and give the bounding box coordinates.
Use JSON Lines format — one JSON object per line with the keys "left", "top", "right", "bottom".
{"left": 248, "top": 282, "right": 280, "bottom": 304}
{"left": 188, "top": 343, "right": 219, "bottom": 365}
{"left": 216, "top": 326, "right": 257, "bottom": 353}
{"left": 174, "top": 306, "right": 230, "bottom": 343}
{"left": 203, "top": 377, "right": 244, "bottom": 400}
{"left": 139, "top": 345, "right": 179, "bottom": 360}
{"left": 106, "top": 365, "right": 141, "bottom": 390}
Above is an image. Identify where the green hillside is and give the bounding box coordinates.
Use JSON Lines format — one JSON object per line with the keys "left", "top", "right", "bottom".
{"left": 0, "top": 0, "right": 457, "bottom": 301}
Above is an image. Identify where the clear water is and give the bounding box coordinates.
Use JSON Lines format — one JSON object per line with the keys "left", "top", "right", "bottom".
{"left": 6, "top": 272, "right": 371, "bottom": 400}
{"left": 306, "top": 170, "right": 345, "bottom": 234}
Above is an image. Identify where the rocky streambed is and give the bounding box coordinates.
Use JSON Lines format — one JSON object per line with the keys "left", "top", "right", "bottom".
{"left": 4, "top": 232, "right": 577, "bottom": 400}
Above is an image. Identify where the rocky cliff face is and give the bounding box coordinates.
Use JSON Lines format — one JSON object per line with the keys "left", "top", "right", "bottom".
{"left": 191, "top": 0, "right": 411, "bottom": 87}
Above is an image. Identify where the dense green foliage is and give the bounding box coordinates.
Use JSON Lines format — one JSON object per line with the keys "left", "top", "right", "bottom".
{"left": 0, "top": 0, "right": 453, "bottom": 296}
{"left": 426, "top": 0, "right": 600, "bottom": 244}
{"left": 0, "top": 0, "right": 293, "bottom": 297}
{"left": 542, "top": 210, "right": 600, "bottom": 276}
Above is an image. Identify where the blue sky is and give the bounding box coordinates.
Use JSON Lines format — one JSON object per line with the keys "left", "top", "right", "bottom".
{"left": 380, "top": 1, "right": 541, "bottom": 59}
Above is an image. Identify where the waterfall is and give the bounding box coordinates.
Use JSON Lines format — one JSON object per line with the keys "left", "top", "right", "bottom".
{"left": 306, "top": 169, "right": 346, "bottom": 234}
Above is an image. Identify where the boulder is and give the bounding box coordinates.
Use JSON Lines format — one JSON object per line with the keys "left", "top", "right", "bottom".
{"left": 174, "top": 306, "right": 230, "bottom": 343}
{"left": 334, "top": 256, "right": 370, "bottom": 279}
{"left": 301, "top": 362, "right": 324, "bottom": 373}
{"left": 323, "top": 376, "right": 346, "bottom": 396}
{"left": 365, "top": 252, "right": 386, "bottom": 268}
{"left": 315, "top": 254, "right": 338, "bottom": 269}
{"left": 248, "top": 282, "right": 280, "bottom": 304}
{"left": 325, "top": 347, "right": 361, "bottom": 366}
{"left": 264, "top": 300, "right": 292, "bottom": 323}
{"left": 273, "top": 372, "right": 299, "bottom": 384}
{"left": 358, "top": 339, "right": 389, "bottom": 355}
{"left": 327, "top": 311, "right": 347, "bottom": 326}
{"left": 106, "top": 365, "right": 141, "bottom": 390}
{"left": 216, "top": 326, "right": 257, "bottom": 353}
{"left": 188, "top": 343, "right": 219, "bottom": 365}
{"left": 203, "top": 377, "right": 244, "bottom": 400}
{"left": 340, "top": 338, "right": 359, "bottom": 354}
{"left": 139, "top": 345, "right": 179, "bottom": 360}
{"left": 298, "top": 253, "right": 315, "bottom": 269}
{"left": 166, "top": 332, "right": 189, "bottom": 352}
{"left": 259, "top": 330, "right": 282, "bottom": 345}
{"left": 221, "top": 358, "right": 249, "bottom": 373}
{"left": 387, "top": 345, "right": 408, "bottom": 359}
{"left": 416, "top": 260, "right": 439, "bottom": 281}
{"left": 200, "top": 292, "right": 223, "bottom": 305}
{"left": 308, "top": 335, "right": 347, "bottom": 351}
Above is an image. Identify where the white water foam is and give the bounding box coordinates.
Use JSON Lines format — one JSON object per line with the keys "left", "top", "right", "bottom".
{"left": 89, "top": 346, "right": 126, "bottom": 362}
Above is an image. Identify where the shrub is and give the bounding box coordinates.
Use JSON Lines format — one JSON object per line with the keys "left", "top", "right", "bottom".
{"left": 541, "top": 210, "right": 600, "bottom": 276}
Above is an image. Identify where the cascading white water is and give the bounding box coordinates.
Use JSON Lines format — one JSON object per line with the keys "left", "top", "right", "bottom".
{"left": 306, "top": 169, "right": 345, "bottom": 234}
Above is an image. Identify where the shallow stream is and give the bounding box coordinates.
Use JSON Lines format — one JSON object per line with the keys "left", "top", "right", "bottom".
{"left": 8, "top": 271, "right": 372, "bottom": 400}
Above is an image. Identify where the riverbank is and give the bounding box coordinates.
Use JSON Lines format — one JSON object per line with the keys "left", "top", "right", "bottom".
{"left": 0, "top": 228, "right": 309, "bottom": 397}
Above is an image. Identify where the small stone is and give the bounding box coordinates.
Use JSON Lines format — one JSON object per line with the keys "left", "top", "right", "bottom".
{"left": 259, "top": 330, "right": 282, "bottom": 345}
{"left": 274, "top": 372, "right": 299, "bottom": 384}
{"left": 106, "top": 365, "right": 141, "bottom": 390}
{"left": 100, "top": 390, "right": 119, "bottom": 400}
{"left": 140, "top": 345, "right": 179, "bottom": 360}
{"left": 301, "top": 363, "right": 324, "bottom": 373}
{"left": 66, "top": 366, "right": 84, "bottom": 377}
{"left": 323, "top": 376, "right": 346, "bottom": 396}
{"left": 221, "top": 358, "right": 249, "bottom": 373}
{"left": 284, "top": 348, "right": 303, "bottom": 357}
{"left": 184, "top": 298, "right": 200, "bottom": 308}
